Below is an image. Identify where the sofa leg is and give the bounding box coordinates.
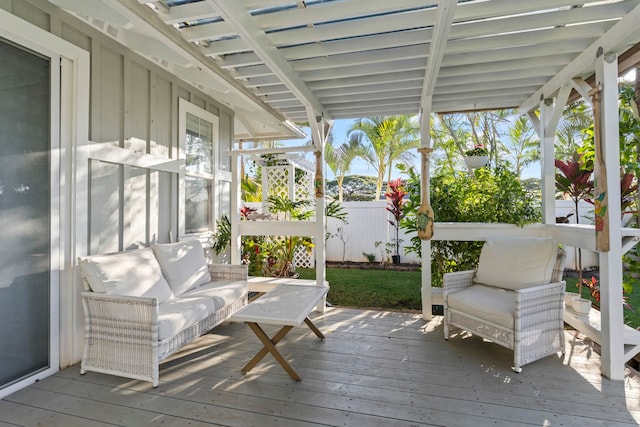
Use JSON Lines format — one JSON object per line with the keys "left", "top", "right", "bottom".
{"left": 512, "top": 365, "right": 522, "bottom": 373}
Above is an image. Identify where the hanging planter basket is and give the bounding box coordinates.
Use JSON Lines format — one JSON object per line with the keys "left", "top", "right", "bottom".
{"left": 464, "top": 155, "right": 489, "bottom": 169}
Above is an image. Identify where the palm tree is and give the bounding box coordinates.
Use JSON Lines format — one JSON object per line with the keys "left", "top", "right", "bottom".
{"left": 555, "top": 102, "right": 592, "bottom": 160}
{"left": 325, "top": 133, "right": 366, "bottom": 202}
{"left": 500, "top": 115, "right": 540, "bottom": 177}
{"left": 348, "top": 115, "right": 419, "bottom": 200}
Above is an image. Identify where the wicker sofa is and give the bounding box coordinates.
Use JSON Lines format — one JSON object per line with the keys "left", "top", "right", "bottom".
{"left": 78, "top": 240, "right": 248, "bottom": 387}
{"left": 443, "top": 237, "right": 566, "bottom": 373}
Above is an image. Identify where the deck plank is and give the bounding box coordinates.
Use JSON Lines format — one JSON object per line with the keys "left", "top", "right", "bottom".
{"left": 2, "top": 307, "right": 640, "bottom": 427}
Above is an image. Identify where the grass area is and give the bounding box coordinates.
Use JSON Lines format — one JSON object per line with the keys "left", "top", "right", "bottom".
{"left": 297, "top": 268, "right": 422, "bottom": 310}
{"left": 299, "top": 268, "right": 640, "bottom": 328}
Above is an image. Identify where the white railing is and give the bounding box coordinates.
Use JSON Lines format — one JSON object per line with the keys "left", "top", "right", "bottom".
{"left": 325, "top": 200, "right": 598, "bottom": 268}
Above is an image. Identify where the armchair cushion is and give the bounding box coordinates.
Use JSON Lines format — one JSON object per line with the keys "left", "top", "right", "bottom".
{"left": 152, "top": 240, "right": 211, "bottom": 296}
{"left": 79, "top": 247, "right": 173, "bottom": 303}
{"left": 446, "top": 284, "right": 516, "bottom": 329}
{"left": 474, "top": 237, "right": 557, "bottom": 291}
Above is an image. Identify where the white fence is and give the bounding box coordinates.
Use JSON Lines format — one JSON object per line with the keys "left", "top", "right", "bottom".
{"left": 326, "top": 200, "right": 598, "bottom": 268}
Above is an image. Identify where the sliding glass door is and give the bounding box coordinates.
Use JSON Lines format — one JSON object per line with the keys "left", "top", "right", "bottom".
{"left": 0, "top": 38, "right": 52, "bottom": 390}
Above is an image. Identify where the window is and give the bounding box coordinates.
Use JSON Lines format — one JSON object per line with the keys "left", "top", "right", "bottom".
{"left": 179, "top": 100, "right": 220, "bottom": 235}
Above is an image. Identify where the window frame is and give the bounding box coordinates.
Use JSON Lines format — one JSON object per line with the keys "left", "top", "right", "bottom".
{"left": 178, "top": 99, "right": 220, "bottom": 237}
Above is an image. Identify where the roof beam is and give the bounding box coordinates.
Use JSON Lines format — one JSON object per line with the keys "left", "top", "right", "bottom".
{"left": 520, "top": 2, "right": 640, "bottom": 113}
{"left": 421, "top": 0, "right": 457, "bottom": 113}
{"left": 205, "top": 0, "right": 330, "bottom": 120}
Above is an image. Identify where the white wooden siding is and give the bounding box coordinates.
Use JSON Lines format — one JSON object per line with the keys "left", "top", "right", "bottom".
{"left": 8, "top": 0, "right": 239, "bottom": 254}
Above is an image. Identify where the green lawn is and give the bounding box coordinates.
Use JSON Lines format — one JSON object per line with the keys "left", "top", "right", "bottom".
{"left": 299, "top": 268, "right": 640, "bottom": 328}
{"left": 297, "top": 268, "right": 422, "bottom": 310}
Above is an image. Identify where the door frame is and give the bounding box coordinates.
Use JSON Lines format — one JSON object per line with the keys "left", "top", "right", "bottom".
{"left": 0, "top": 9, "right": 89, "bottom": 399}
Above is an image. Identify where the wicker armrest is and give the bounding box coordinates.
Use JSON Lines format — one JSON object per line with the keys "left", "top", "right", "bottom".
{"left": 515, "top": 281, "right": 566, "bottom": 320}
{"left": 208, "top": 263, "right": 248, "bottom": 281}
{"left": 443, "top": 270, "right": 476, "bottom": 296}
{"left": 81, "top": 292, "right": 158, "bottom": 327}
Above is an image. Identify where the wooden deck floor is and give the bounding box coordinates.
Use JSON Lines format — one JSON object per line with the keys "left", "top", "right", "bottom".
{"left": 2, "top": 308, "right": 640, "bottom": 426}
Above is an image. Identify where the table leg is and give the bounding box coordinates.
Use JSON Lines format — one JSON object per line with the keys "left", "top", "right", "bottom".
{"left": 304, "top": 317, "right": 325, "bottom": 340}
{"left": 243, "top": 323, "right": 301, "bottom": 381}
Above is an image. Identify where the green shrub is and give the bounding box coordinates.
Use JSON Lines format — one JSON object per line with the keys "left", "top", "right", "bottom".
{"left": 400, "top": 164, "right": 541, "bottom": 286}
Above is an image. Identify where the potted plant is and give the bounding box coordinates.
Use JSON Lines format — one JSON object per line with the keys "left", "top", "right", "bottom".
{"left": 463, "top": 144, "right": 489, "bottom": 168}
{"left": 571, "top": 276, "right": 594, "bottom": 315}
{"left": 573, "top": 276, "right": 633, "bottom": 314}
{"left": 385, "top": 178, "right": 407, "bottom": 265}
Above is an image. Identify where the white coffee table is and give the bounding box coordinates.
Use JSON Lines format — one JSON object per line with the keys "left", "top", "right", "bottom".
{"left": 230, "top": 284, "right": 329, "bottom": 380}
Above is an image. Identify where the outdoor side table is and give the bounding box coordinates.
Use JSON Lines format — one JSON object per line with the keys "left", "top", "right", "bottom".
{"left": 230, "top": 284, "right": 329, "bottom": 381}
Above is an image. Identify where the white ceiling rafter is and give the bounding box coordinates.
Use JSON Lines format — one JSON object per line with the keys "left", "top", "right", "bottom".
{"left": 50, "top": 0, "right": 640, "bottom": 138}
{"left": 205, "top": 0, "right": 330, "bottom": 122}
{"left": 421, "top": 0, "right": 457, "bottom": 112}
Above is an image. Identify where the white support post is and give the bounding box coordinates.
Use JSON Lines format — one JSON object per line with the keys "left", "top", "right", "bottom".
{"left": 539, "top": 99, "right": 557, "bottom": 225}
{"left": 537, "top": 84, "right": 570, "bottom": 225}
{"left": 230, "top": 143, "right": 241, "bottom": 264}
{"left": 419, "top": 109, "right": 433, "bottom": 321}
{"left": 421, "top": 240, "right": 432, "bottom": 321}
{"left": 596, "top": 50, "right": 624, "bottom": 380}
{"left": 314, "top": 137, "right": 327, "bottom": 312}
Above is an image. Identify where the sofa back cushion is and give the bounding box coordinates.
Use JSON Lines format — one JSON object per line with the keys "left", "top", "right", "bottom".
{"left": 79, "top": 247, "right": 174, "bottom": 303}
{"left": 152, "top": 240, "right": 211, "bottom": 296}
{"left": 474, "top": 237, "right": 557, "bottom": 291}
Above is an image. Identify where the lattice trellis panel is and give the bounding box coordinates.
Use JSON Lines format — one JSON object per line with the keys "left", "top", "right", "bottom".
{"left": 295, "top": 169, "right": 314, "bottom": 202}
{"left": 294, "top": 246, "right": 313, "bottom": 269}
{"left": 261, "top": 236, "right": 313, "bottom": 270}
{"left": 266, "top": 165, "right": 291, "bottom": 200}
{"left": 264, "top": 163, "right": 316, "bottom": 220}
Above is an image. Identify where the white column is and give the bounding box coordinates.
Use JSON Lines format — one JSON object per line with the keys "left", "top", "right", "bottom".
{"left": 421, "top": 240, "right": 432, "bottom": 321}
{"left": 596, "top": 50, "right": 624, "bottom": 380}
{"left": 536, "top": 84, "right": 570, "bottom": 225}
{"left": 538, "top": 99, "right": 557, "bottom": 225}
{"left": 230, "top": 148, "right": 241, "bottom": 264}
{"left": 420, "top": 110, "right": 433, "bottom": 321}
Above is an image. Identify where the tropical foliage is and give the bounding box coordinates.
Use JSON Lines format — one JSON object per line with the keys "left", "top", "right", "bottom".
{"left": 385, "top": 178, "right": 407, "bottom": 259}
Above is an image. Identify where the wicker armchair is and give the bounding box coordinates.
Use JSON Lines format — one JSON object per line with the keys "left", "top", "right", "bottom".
{"left": 443, "top": 237, "right": 566, "bottom": 372}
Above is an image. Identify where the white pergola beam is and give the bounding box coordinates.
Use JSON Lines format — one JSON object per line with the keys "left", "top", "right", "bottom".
{"left": 421, "top": 0, "right": 457, "bottom": 107}
{"left": 205, "top": 0, "right": 330, "bottom": 121}
{"left": 308, "top": 71, "right": 424, "bottom": 91}
{"left": 302, "top": 58, "right": 428, "bottom": 82}
{"left": 520, "top": 2, "right": 640, "bottom": 113}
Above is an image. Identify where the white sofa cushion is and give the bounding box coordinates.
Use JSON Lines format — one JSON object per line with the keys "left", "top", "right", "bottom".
{"left": 157, "top": 297, "right": 216, "bottom": 341}
{"left": 447, "top": 284, "right": 515, "bottom": 329}
{"left": 79, "top": 248, "right": 173, "bottom": 303}
{"left": 152, "top": 240, "right": 211, "bottom": 296}
{"left": 474, "top": 237, "right": 557, "bottom": 291}
{"left": 181, "top": 280, "right": 247, "bottom": 311}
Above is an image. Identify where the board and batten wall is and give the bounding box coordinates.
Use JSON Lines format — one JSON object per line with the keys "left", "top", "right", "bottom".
{"left": 3, "top": 0, "right": 234, "bottom": 254}
{"left": 2, "top": 0, "right": 234, "bottom": 365}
